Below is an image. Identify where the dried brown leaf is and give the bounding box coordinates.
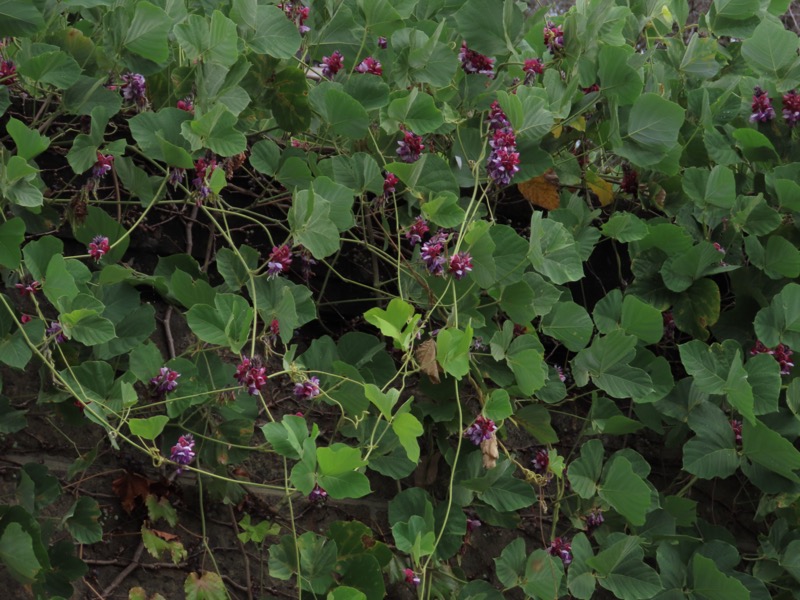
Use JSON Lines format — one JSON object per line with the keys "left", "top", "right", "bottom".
{"left": 416, "top": 338, "right": 440, "bottom": 384}
{"left": 112, "top": 471, "right": 152, "bottom": 513}
{"left": 481, "top": 436, "right": 499, "bottom": 469}
{"left": 518, "top": 169, "right": 560, "bottom": 211}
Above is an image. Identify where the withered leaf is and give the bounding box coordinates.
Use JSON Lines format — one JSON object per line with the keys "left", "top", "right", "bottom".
{"left": 112, "top": 471, "right": 152, "bottom": 513}
{"left": 518, "top": 169, "right": 560, "bottom": 211}
{"left": 481, "top": 437, "right": 499, "bottom": 469}
{"left": 416, "top": 338, "right": 440, "bottom": 384}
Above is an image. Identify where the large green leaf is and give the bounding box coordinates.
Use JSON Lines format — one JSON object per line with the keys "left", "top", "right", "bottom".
{"left": 742, "top": 418, "right": 800, "bottom": 482}
{"left": 0, "top": 0, "right": 44, "bottom": 36}
{"left": 124, "top": 1, "right": 170, "bottom": 63}
{"left": 288, "top": 189, "right": 340, "bottom": 259}
{"left": 741, "top": 20, "right": 798, "bottom": 77}
{"left": 528, "top": 212, "right": 584, "bottom": 284}
{"left": 523, "top": 550, "right": 564, "bottom": 599}
{"left": 692, "top": 554, "right": 749, "bottom": 600}
{"left": 453, "top": 0, "right": 523, "bottom": 55}
{"left": 0, "top": 217, "right": 24, "bottom": 269}
{"left": 599, "top": 457, "right": 651, "bottom": 526}
{"left": 588, "top": 536, "right": 662, "bottom": 600}
{"left": 248, "top": 4, "right": 301, "bottom": 58}
{"left": 683, "top": 402, "right": 739, "bottom": 479}
{"left": 754, "top": 283, "right": 800, "bottom": 349}
{"left": 568, "top": 439, "right": 604, "bottom": 499}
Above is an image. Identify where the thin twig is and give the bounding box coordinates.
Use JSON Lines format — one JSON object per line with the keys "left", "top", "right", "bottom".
{"left": 229, "top": 505, "right": 254, "bottom": 600}
{"left": 102, "top": 540, "right": 145, "bottom": 597}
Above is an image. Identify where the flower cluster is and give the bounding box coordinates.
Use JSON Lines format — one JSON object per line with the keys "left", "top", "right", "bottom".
{"left": 621, "top": 164, "right": 638, "bottom": 198}
{"left": 267, "top": 245, "right": 293, "bottom": 278}
{"left": 420, "top": 230, "right": 449, "bottom": 275}
{"left": 177, "top": 97, "right": 194, "bottom": 113}
{"left": 47, "top": 322, "right": 67, "bottom": 344}
{"left": 279, "top": 2, "right": 311, "bottom": 35}
{"left": 268, "top": 318, "right": 281, "bottom": 345}
{"left": 464, "top": 415, "right": 497, "bottom": 446}
{"left": 404, "top": 568, "right": 421, "bottom": 586}
{"left": 88, "top": 235, "right": 109, "bottom": 262}
{"left": 0, "top": 59, "right": 16, "bottom": 85}
{"left": 309, "top": 484, "right": 328, "bottom": 503}
{"left": 121, "top": 72, "right": 147, "bottom": 108}
{"left": 322, "top": 50, "right": 344, "bottom": 78}
{"left": 544, "top": 22, "right": 564, "bottom": 55}
{"left": 193, "top": 156, "right": 217, "bottom": 199}
{"left": 169, "top": 167, "right": 185, "bottom": 188}
{"left": 523, "top": 58, "right": 544, "bottom": 84}
{"left": 531, "top": 448, "right": 549, "bottom": 474}
{"left": 151, "top": 367, "right": 180, "bottom": 397}
{"left": 458, "top": 41, "right": 495, "bottom": 77}
{"left": 750, "top": 341, "right": 794, "bottom": 375}
{"left": 585, "top": 509, "right": 604, "bottom": 532}
{"left": 547, "top": 537, "right": 572, "bottom": 566}
{"left": 405, "top": 216, "right": 429, "bottom": 246}
{"left": 750, "top": 86, "right": 775, "bottom": 123}
{"left": 92, "top": 153, "right": 114, "bottom": 179}
{"left": 486, "top": 102, "right": 520, "bottom": 186}
{"left": 783, "top": 90, "right": 800, "bottom": 127}
{"left": 234, "top": 356, "right": 268, "bottom": 395}
{"left": 397, "top": 130, "right": 425, "bottom": 163}
{"left": 356, "top": 56, "right": 382, "bottom": 75}
{"left": 449, "top": 252, "right": 473, "bottom": 280}
{"left": 383, "top": 172, "right": 399, "bottom": 197}
{"left": 170, "top": 434, "right": 195, "bottom": 474}
{"left": 15, "top": 281, "right": 41, "bottom": 297}
{"left": 730, "top": 419, "right": 743, "bottom": 445}
{"left": 294, "top": 376, "right": 321, "bottom": 399}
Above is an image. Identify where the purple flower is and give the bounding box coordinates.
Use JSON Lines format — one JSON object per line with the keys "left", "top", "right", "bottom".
{"left": 377, "top": 37, "right": 387, "bottom": 49}
{"left": 309, "top": 484, "right": 328, "bottom": 503}
{"left": 487, "top": 101, "right": 511, "bottom": 131}
{"left": 750, "top": 86, "right": 775, "bottom": 123}
{"left": 177, "top": 97, "right": 194, "bottom": 113}
{"left": 713, "top": 242, "right": 726, "bottom": 255}
{"left": 449, "top": 251, "right": 473, "bottom": 280}
{"left": 88, "top": 235, "right": 109, "bottom": 262}
{"left": 268, "top": 319, "right": 280, "bottom": 345}
{"left": 0, "top": 59, "right": 16, "bottom": 85}
{"left": 532, "top": 448, "right": 549, "bottom": 474}
{"left": 322, "top": 50, "right": 344, "bottom": 78}
{"left": 486, "top": 145, "right": 520, "bottom": 186}
{"left": 47, "top": 322, "right": 67, "bottom": 344}
{"left": 192, "top": 157, "right": 218, "bottom": 199}
{"left": 234, "top": 356, "right": 268, "bottom": 395}
{"left": 279, "top": 2, "right": 311, "bottom": 35}
{"left": 730, "top": 419, "right": 743, "bottom": 445}
{"left": 751, "top": 341, "right": 794, "bottom": 375}
{"left": 544, "top": 22, "right": 564, "bottom": 55}
{"left": 356, "top": 56, "right": 382, "bottom": 75}
{"left": 464, "top": 415, "right": 497, "bottom": 446}
{"left": 168, "top": 167, "right": 185, "bottom": 188}
{"left": 554, "top": 365, "right": 567, "bottom": 383}
{"left": 121, "top": 72, "right": 147, "bottom": 107}
{"left": 523, "top": 58, "right": 544, "bottom": 84}
{"left": 405, "top": 216, "right": 429, "bottom": 246}
{"left": 15, "top": 281, "right": 41, "bottom": 297}
{"left": 397, "top": 130, "right": 424, "bottom": 163}
{"left": 294, "top": 376, "right": 321, "bottom": 399}
{"left": 404, "top": 568, "right": 421, "bottom": 586}
{"left": 151, "top": 367, "right": 181, "bottom": 396}
{"left": 267, "top": 245, "right": 293, "bottom": 278}
{"left": 547, "top": 537, "right": 572, "bottom": 566}
{"left": 585, "top": 509, "right": 604, "bottom": 532}
{"left": 92, "top": 153, "right": 114, "bottom": 179}
{"left": 420, "top": 231, "right": 448, "bottom": 275}
{"left": 783, "top": 90, "right": 800, "bottom": 126}
{"left": 466, "top": 517, "right": 482, "bottom": 532}
{"left": 459, "top": 41, "right": 495, "bottom": 77}
{"left": 383, "top": 172, "right": 399, "bottom": 196}
{"left": 170, "top": 434, "right": 195, "bottom": 473}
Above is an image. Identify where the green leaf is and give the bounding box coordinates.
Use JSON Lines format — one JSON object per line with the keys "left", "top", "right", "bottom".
{"left": 0, "top": 0, "right": 44, "bottom": 36}
{"left": 621, "top": 296, "right": 663, "bottom": 344}
{"left": 742, "top": 418, "right": 800, "bottom": 482}
{"left": 754, "top": 283, "right": 800, "bottom": 348}
{"left": 60, "top": 310, "right": 116, "bottom": 346}
{"left": 422, "top": 192, "right": 467, "bottom": 228}
{"left": 453, "top": 0, "right": 522, "bottom": 55}
{"left": 495, "top": 537, "right": 527, "bottom": 588}
{"left": 680, "top": 34, "right": 722, "bottom": 78}
{"left": 124, "top": 1, "right": 170, "bottom": 63}
{"left": 182, "top": 104, "right": 247, "bottom": 157}
{"left": 0, "top": 217, "right": 24, "bottom": 269}
{"left": 387, "top": 88, "right": 443, "bottom": 135}
{"left": 515, "top": 404, "right": 559, "bottom": 443}
{"left": 742, "top": 20, "right": 798, "bottom": 77}
{"left": 317, "top": 444, "right": 370, "bottom": 499}
{"left": 63, "top": 496, "right": 103, "bottom": 544}
{"left": 63, "top": 76, "right": 122, "bottom": 117}
{"left": 386, "top": 154, "right": 458, "bottom": 198}
{"left": 528, "top": 212, "right": 584, "bottom": 284}
{"left": 262, "top": 415, "right": 313, "bottom": 460}
{"left": 146, "top": 495, "right": 178, "bottom": 528}
{"left": 248, "top": 5, "right": 301, "bottom": 58}
{"left": 683, "top": 402, "right": 739, "bottom": 479}
{"left": 186, "top": 294, "right": 253, "bottom": 353}
{"left": 692, "top": 554, "right": 749, "bottom": 600}
{"left": 392, "top": 413, "right": 423, "bottom": 463}
{"left": 599, "top": 457, "right": 651, "bottom": 525}
{"left": 142, "top": 525, "right": 187, "bottom": 564}
{"left": 364, "top": 298, "right": 419, "bottom": 350}
{"left": 672, "top": 278, "right": 720, "bottom": 341}
{"left": 6, "top": 118, "right": 50, "bottom": 160}
{"left": 484, "top": 389, "right": 513, "bottom": 422}
{"left": 0, "top": 397, "right": 26, "bottom": 434}
{"left": 364, "top": 384, "right": 399, "bottom": 420}
{"left": 541, "top": 301, "right": 594, "bottom": 351}
{"left": 249, "top": 139, "right": 281, "bottom": 176}
{"left": 17, "top": 49, "right": 80, "bottom": 89}
{"left": 17, "top": 464, "right": 60, "bottom": 513}
{"left": 184, "top": 571, "right": 228, "bottom": 600}
{"left": 588, "top": 536, "right": 662, "bottom": 600}
{"left": 0, "top": 522, "right": 42, "bottom": 583}
{"left": 322, "top": 87, "right": 369, "bottom": 139}
{"left": 625, "top": 93, "right": 685, "bottom": 150}
{"left": 568, "top": 439, "right": 604, "bottom": 499}
{"left": 265, "top": 67, "right": 311, "bottom": 133}
{"left": 269, "top": 532, "right": 338, "bottom": 594}
{"left": 129, "top": 415, "right": 169, "bottom": 440}
{"left": 602, "top": 213, "right": 649, "bottom": 242}
{"left": 599, "top": 45, "right": 643, "bottom": 105}
{"left": 437, "top": 325, "right": 474, "bottom": 379}
{"left": 523, "top": 550, "right": 564, "bottom": 600}
{"left": 288, "top": 189, "right": 340, "bottom": 259}
{"left": 23, "top": 235, "right": 62, "bottom": 281}
{"left": 747, "top": 235, "right": 800, "bottom": 279}
{"left": 43, "top": 255, "right": 80, "bottom": 306}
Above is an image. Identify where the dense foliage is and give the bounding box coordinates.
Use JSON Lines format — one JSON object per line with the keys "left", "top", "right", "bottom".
{"left": 1, "top": 0, "right": 800, "bottom": 598}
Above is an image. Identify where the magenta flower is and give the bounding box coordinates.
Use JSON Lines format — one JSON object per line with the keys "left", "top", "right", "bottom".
{"left": 177, "top": 97, "right": 194, "bottom": 113}
{"left": 405, "top": 216, "right": 429, "bottom": 246}
{"left": 751, "top": 341, "right": 794, "bottom": 375}
{"left": 523, "top": 58, "right": 544, "bottom": 84}
{"left": 151, "top": 367, "right": 181, "bottom": 397}
{"left": 46, "top": 322, "right": 67, "bottom": 344}
{"left": 15, "top": 281, "right": 41, "bottom": 297}
{"left": 621, "top": 164, "right": 638, "bottom": 198}
{"left": 544, "top": 22, "right": 564, "bottom": 55}
{"left": 322, "top": 50, "right": 344, "bottom": 78}
{"left": 547, "top": 537, "right": 572, "bottom": 566}
{"left": 92, "top": 153, "right": 114, "bottom": 179}
{"left": 234, "top": 356, "right": 268, "bottom": 395}
{"left": 88, "top": 235, "right": 110, "bottom": 262}
{"left": 487, "top": 100, "right": 511, "bottom": 131}
{"left": 309, "top": 484, "right": 328, "bottom": 503}
{"left": 121, "top": 72, "right": 147, "bottom": 107}
{"left": 193, "top": 157, "right": 217, "bottom": 199}
{"left": 448, "top": 251, "right": 473, "bottom": 280}
{"left": 377, "top": 36, "right": 387, "bottom": 49}
{"left": 404, "top": 568, "right": 421, "bottom": 586}
{"left": 750, "top": 86, "right": 775, "bottom": 123}
{"left": 267, "top": 245, "right": 293, "bottom": 278}
{"left": 458, "top": 42, "right": 495, "bottom": 77}
{"left": 279, "top": 2, "right": 310, "bottom": 35}
{"left": 783, "top": 90, "right": 800, "bottom": 126}
{"left": 554, "top": 365, "right": 567, "bottom": 383}
{"left": 486, "top": 145, "right": 520, "bottom": 186}
{"left": 397, "top": 130, "right": 424, "bottom": 163}
{"left": 383, "top": 172, "right": 399, "bottom": 196}
{"left": 268, "top": 318, "right": 280, "bottom": 345}
{"left": 356, "top": 56, "right": 382, "bottom": 75}
{"left": 0, "top": 59, "right": 16, "bottom": 85}
{"left": 294, "top": 376, "right": 321, "bottom": 399}
{"left": 585, "top": 509, "right": 604, "bottom": 532}
{"left": 420, "top": 231, "right": 448, "bottom": 275}
{"left": 466, "top": 517, "right": 482, "bottom": 532}
{"left": 464, "top": 415, "right": 497, "bottom": 446}
{"left": 531, "top": 448, "right": 549, "bottom": 474}
{"left": 170, "top": 434, "right": 195, "bottom": 473}
{"left": 730, "top": 419, "right": 743, "bottom": 445}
